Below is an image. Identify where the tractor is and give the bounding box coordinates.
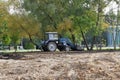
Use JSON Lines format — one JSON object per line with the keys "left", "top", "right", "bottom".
{"left": 41, "top": 32, "right": 84, "bottom": 52}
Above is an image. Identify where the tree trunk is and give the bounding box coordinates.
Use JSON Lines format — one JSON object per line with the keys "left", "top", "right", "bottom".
{"left": 90, "top": 36, "right": 96, "bottom": 50}
{"left": 28, "top": 34, "right": 40, "bottom": 49}
{"left": 69, "top": 29, "right": 76, "bottom": 45}
{"left": 113, "top": 40, "right": 116, "bottom": 50}
{"left": 80, "top": 27, "right": 89, "bottom": 50}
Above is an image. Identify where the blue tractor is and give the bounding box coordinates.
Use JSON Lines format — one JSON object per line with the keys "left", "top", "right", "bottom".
{"left": 41, "top": 32, "right": 83, "bottom": 52}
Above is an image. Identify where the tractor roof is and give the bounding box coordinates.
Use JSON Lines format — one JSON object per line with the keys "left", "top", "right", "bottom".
{"left": 45, "top": 32, "right": 58, "bottom": 34}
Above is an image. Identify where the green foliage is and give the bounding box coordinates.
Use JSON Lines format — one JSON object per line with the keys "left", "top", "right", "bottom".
{"left": 2, "top": 34, "right": 11, "bottom": 46}
{"left": 24, "top": 42, "right": 35, "bottom": 49}
{"left": 10, "top": 34, "right": 20, "bottom": 49}
{"left": 0, "top": 0, "right": 113, "bottom": 50}
{"left": 73, "top": 10, "right": 97, "bottom": 35}
{"left": 0, "top": 18, "right": 11, "bottom": 46}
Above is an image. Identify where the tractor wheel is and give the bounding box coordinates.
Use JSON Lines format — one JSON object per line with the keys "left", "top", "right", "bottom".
{"left": 47, "top": 42, "right": 57, "bottom": 52}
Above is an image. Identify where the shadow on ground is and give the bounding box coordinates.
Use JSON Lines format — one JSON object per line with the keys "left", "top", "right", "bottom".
{"left": 0, "top": 53, "right": 25, "bottom": 60}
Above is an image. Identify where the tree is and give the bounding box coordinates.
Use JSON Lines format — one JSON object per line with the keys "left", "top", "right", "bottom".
{"left": 105, "top": 0, "right": 120, "bottom": 50}
{"left": 21, "top": 0, "right": 111, "bottom": 51}
{"left": 21, "top": 0, "right": 91, "bottom": 43}
{"left": 73, "top": 10, "right": 97, "bottom": 50}
{"left": 0, "top": 1, "right": 12, "bottom": 49}
{"left": 85, "top": 0, "right": 112, "bottom": 50}
{"left": 115, "top": 0, "right": 120, "bottom": 49}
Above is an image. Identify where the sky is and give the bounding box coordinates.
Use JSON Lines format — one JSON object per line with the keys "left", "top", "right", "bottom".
{"left": 4, "top": 0, "right": 118, "bottom": 15}
{"left": 3, "top": 0, "right": 8, "bottom": 1}
{"left": 104, "top": 1, "right": 118, "bottom": 15}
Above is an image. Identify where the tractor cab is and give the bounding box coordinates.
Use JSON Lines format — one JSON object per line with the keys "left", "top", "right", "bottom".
{"left": 45, "top": 32, "right": 58, "bottom": 40}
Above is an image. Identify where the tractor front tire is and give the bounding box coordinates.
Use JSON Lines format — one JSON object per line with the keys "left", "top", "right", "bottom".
{"left": 47, "top": 42, "right": 57, "bottom": 52}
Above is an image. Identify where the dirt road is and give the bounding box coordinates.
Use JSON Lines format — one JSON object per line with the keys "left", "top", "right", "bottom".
{"left": 0, "top": 51, "right": 120, "bottom": 80}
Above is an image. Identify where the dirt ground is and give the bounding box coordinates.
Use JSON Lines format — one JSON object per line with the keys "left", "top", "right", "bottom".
{"left": 0, "top": 51, "right": 120, "bottom": 80}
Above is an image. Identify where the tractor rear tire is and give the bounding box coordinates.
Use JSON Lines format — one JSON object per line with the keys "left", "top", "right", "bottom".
{"left": 47, "top": 42, "right": 57, "bottom": 52}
